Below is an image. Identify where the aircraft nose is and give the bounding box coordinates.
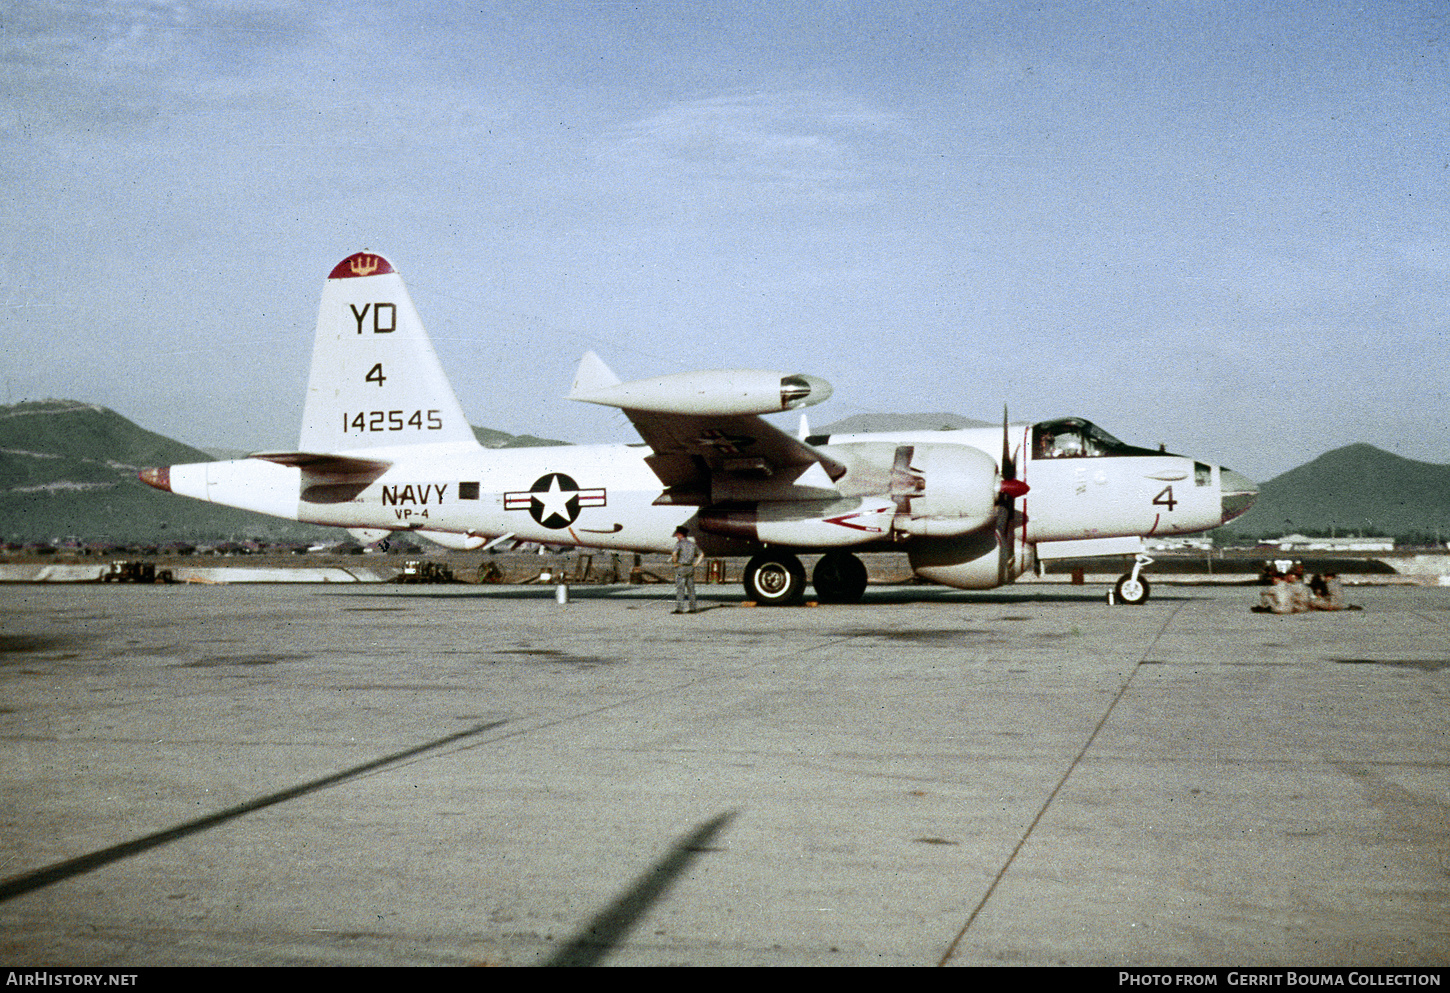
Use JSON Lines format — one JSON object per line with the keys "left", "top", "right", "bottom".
{"left": 1220, "top": 468, "right": 1257, "bottom": 523}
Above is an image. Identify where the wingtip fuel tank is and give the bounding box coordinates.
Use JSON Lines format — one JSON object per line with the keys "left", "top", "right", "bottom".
{"left": 568, "top": 365, "right": 832, "bottom": 416}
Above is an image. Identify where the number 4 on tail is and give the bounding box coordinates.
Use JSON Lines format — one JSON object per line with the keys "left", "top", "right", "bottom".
{"left": 366, "top": 363, "right": 386, "bottom": 387}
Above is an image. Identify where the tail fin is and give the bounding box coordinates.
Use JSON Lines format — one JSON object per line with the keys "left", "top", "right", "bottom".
{"left": 298, "top": 252, "right": 477, "bottom": 452}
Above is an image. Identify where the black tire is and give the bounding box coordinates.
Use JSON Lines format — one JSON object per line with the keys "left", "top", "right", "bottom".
{"left": 744, "top": 553, "right": 807, "bottom": 606}
{"left": 1114, "top": 573, "right": 1150, "bottom": 605}
{"left": 812, "top": 551, "right": 868, "bottom": 604}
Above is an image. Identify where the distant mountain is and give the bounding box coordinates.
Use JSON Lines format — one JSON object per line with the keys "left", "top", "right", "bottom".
{"left": 472, "top": 426, "right": 568, "bottom": 449}
{"left": 0, "top": 400, "right": 332, "bottom": 544}
{"left": 0, "top": 400, "right": 214, "bottom": 483}
{"left": 0, "top": 400, "right": 568, "bottom": 544}
{"left": 816, "top": 412, "right": 995, "bottom": 434}
{"left": 1222, "top": 443, "right": 1450, "bottom": 540}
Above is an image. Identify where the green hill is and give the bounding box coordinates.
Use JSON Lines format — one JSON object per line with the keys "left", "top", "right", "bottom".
{"left": 1223, "top": 443, "right": 1450, "bottom": 541}
{"left": 0, "top": 400, "right": 331, "bottom": 544}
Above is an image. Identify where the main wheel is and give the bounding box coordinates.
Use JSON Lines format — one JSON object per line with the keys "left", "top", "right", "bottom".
{"left": 1114, "top": 573, "right": 1151, "bottom": 605}
{"left": 744, "top": 553, "right": 807, "bottom": 606}
{"left": 812, "top": 551, "right": 868, "bottom": 604}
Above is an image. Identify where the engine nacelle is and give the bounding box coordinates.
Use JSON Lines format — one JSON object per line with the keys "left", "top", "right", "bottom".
{"left": 699, "top": 496, "right": 895, "bottom": 547}
{"left": 908, "top": 524, "right": 1034, "bottom": 590}
{"left": 569, "top": 368, "right": 832, "bottom": 416}
{"left": 908, "top": 529, "right": 1002, "bottom": 589}
{"left": 888, "top": 443, "right": 999, "bottom": 536}
{"left": 822, "top": 441, "right": 1001, "bottom": 536}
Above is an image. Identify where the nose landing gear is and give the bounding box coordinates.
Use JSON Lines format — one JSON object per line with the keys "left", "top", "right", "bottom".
{"left": 1111, "top": 552, "right": 1154, "bottom": 605}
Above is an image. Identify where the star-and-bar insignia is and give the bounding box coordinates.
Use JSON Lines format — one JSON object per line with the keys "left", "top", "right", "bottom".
{"left": 504, "top": 473, "right": 606, "bottom": 529}
{"left": 693, "top": 429, "right": 757, "bottom": 454}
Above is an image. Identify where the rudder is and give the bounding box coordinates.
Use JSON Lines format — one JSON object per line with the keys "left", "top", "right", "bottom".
{"left": 299, "top": 252, "right": 477, "bottom": 452}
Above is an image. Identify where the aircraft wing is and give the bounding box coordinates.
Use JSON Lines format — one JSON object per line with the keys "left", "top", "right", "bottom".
{"left": 568, "top": 352, "right": 844, "bottom": 505}
{"left": 627, "top": 410, "right": 845, "bottom": 505}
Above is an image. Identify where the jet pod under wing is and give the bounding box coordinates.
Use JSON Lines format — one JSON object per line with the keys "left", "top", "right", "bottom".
{"left": 567, "top": 352, "right": 846, "bottom": 504}
{"left": 568, "top": 351, "right": 832, "bottom": 416}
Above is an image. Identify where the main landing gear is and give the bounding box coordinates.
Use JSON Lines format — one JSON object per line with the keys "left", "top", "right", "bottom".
{"left": 743, "top": 552, "right": 806, "bottom": 605}
{"left": 811, "top": 551, "right": 869, "bottom": 604}
{"left": 1111, "top": 552, "right": 1155, "bottom": 605}
{"left": 742, "top": 550, "right": 868, "bottom": 606}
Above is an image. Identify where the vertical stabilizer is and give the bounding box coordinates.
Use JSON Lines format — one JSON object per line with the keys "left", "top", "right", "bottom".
{"left": 299, "top": 252, "right": 477, "bottom": 452}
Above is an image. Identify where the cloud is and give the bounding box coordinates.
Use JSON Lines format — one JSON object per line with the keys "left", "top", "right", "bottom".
{"left": 596, "top": 91, "right": 904, "bottom": 208}
{"left": 1, "top": 0, "right": 322, "bottom": 154}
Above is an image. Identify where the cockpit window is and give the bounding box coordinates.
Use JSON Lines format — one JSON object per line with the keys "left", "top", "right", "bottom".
{"left": 1032, "top": 418, "right": 1163, "bottom": 459}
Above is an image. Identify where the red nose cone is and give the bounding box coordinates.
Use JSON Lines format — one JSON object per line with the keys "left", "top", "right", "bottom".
{"left": 999, "top": 478, "right": 1030, "bottom": 500}
{"left": 139, "top": 467, "right": 171, "bottom": 492}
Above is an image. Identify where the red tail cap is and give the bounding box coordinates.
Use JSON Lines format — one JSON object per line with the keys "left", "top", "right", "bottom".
{"left": 328, "top": 253, "right": 395, "bottom": 280}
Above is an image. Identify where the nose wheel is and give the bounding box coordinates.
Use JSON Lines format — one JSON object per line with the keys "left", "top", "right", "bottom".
{"left": 1111, "top": 553, "right": 1154, "bottom": 605}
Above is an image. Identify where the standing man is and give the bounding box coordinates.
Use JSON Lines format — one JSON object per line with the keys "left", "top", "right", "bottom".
{"left": 670, "top": 525, "right": 704, "bottom": 614}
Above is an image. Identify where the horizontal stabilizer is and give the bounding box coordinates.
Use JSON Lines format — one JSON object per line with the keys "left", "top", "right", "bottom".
{"left": 251, "top": 452, "right": 392, "bottom": 476}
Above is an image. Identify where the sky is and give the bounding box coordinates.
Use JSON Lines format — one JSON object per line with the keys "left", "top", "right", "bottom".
{"left": 2, "top": 1, "right": 1446, "bottom": 483}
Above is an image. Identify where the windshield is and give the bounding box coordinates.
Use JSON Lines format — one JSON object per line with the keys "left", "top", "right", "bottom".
{"left": 1031, "top": 418, "right": 1164, "bottom": 459}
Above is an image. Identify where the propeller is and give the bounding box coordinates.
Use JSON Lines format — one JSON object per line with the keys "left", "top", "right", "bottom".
{"left": 997, "top": 407, "right": 1029, "bottom": 584}
{"left": 998, "top": 406, "right": 1029, "bottom": 502}
{"left": 888, "top": 445, "right": 925, "bottom": 514}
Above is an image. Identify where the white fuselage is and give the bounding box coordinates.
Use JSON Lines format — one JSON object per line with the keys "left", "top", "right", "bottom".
{"left": 171, "top": 442, "right": 699, "bottom": 553}
{"left": 168, "top": 424, "right": 1241, "bottom": 560}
